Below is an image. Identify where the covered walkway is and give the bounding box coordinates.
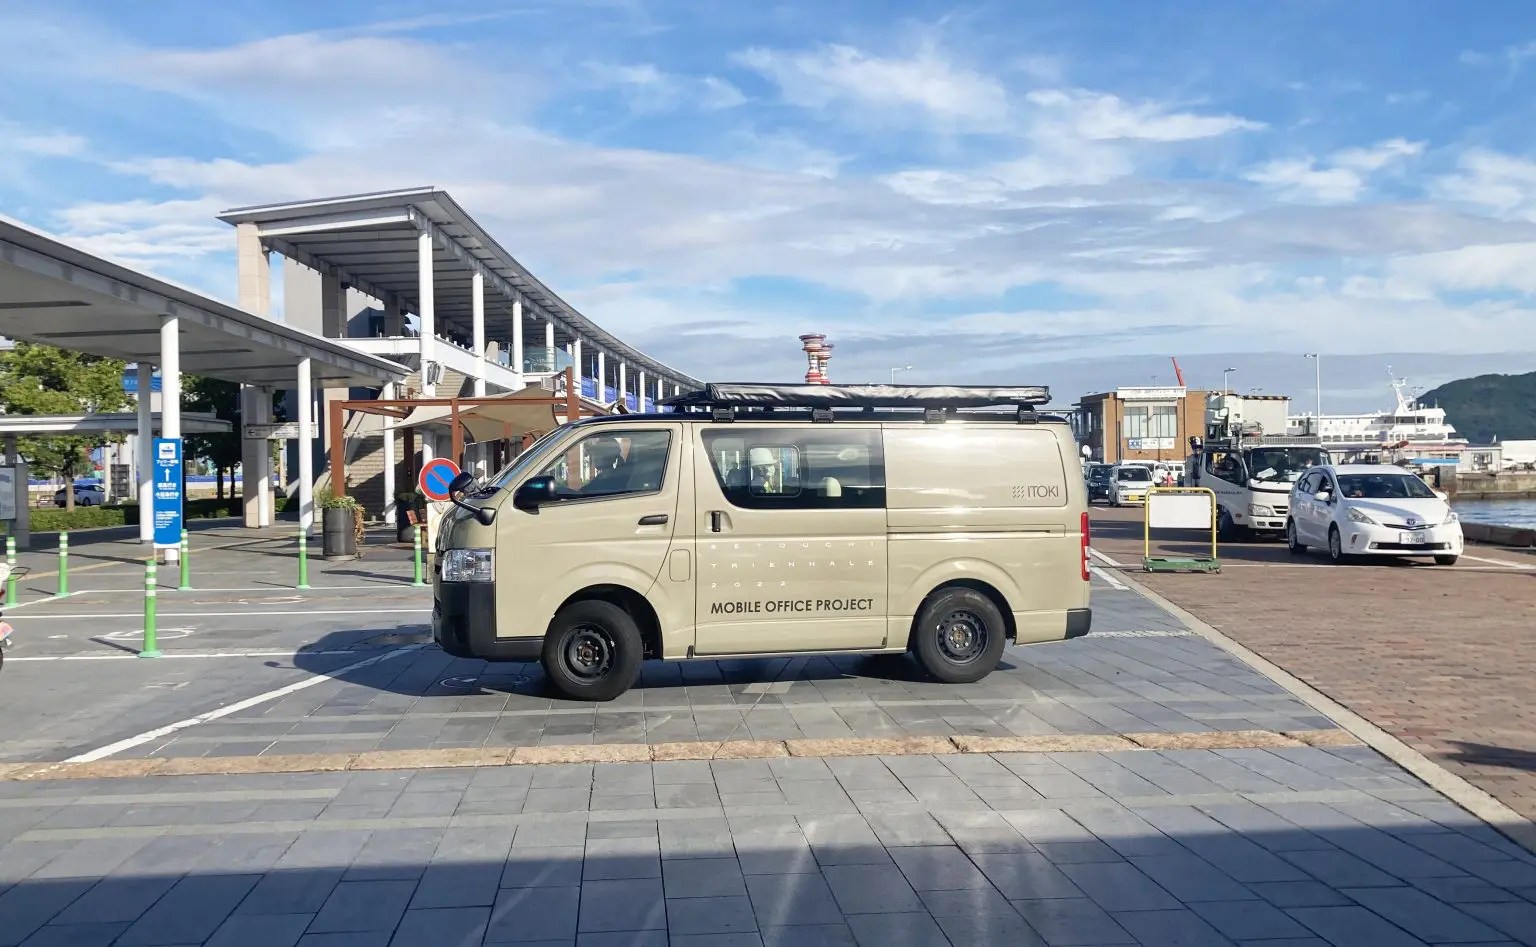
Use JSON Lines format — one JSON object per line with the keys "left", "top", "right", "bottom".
{"left": 0, "top": 213, "right": 409, "bottom": 548}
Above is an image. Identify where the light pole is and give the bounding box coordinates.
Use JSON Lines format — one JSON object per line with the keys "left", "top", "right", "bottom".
{"left": 1304, "top": 354, "right": 1322, "bottom": 435}
{"left": 1222, "top": 367, "right": 1237, "bottom": 395}
{"left": 890, "top": 365, "right": 914, "bottom": 384}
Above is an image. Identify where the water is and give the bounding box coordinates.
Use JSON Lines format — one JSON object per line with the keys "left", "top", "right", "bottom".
{"left": 1452, "top": 499, "right": 1536, "bottom": 528}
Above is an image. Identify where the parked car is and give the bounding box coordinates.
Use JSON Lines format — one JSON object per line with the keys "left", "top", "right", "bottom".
{"left": 1287, "top": 464, "right": 1462, "bottom": 565}
{"left": 1110, "top": 464, "right": 1153, "bottom": 506}
{"left": 53, "top": 484, "right": 106, "bottom": 507}
{"left": 1085, "top": 463, "right": 1114, "bottom": 504}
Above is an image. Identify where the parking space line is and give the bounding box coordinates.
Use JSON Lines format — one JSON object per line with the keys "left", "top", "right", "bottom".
{"left": 1458, "top": 553, "right": 1534, "bottom": 569}
{"left": 10, "top": 649, "right": 371, "bottom": 662}
{"left": 41, "top": 585, "right": 416, "bottom": 594}
{"left": 23, "top": 608, "right": 433, "bottom": 620}
{"left": 63, "top": 645, "right": 425, "bottom": 763}
{"left": 1090, "top": 566, "right": 1129, "bottom": 590}
{"left": 1087, "top": 547, "right": 1124, "bottom": 568}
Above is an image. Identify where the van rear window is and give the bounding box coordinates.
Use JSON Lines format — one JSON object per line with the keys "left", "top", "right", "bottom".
{"left": 701, "top": 429, "right": 884, "bottom": 509}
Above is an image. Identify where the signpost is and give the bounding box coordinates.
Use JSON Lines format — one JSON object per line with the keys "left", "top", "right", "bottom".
{"left": 152, "top": 438, "right": 184, "bottom": 550}
{"left": 243, "top": 422, "right": 301, "bottom": 440}
{"left": 418, "top": 458, "right": 461, "bottom": 503}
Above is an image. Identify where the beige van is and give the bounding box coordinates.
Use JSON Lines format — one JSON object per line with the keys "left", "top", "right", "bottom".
{"left": 434, "top": 384, "right": 1092, "bottom": 700}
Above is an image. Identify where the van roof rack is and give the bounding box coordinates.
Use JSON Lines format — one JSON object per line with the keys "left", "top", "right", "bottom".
{"left": 664, "top": 383, "right": 1052, "bottom": 410}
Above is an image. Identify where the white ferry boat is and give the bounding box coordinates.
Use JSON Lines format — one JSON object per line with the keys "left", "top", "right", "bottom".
{"left": 1289, "top": 376, "right": 1469, "bottom": 461}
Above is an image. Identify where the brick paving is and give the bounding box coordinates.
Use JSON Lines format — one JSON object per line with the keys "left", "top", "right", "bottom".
{"left": 1091, "top": 507, "right": 1536, "bottom": 822}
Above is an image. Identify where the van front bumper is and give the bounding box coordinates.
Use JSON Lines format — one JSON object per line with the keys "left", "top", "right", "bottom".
{"left": 433, "top": 580, "right": 542, "bottom": 662}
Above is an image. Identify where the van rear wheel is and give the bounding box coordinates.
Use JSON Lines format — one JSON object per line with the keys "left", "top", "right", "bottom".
{"left": 911, "top": 588, "right": 1007, "bottom": 684}
{"left": 541, "top": 600, "right": 642, "bottom": 702}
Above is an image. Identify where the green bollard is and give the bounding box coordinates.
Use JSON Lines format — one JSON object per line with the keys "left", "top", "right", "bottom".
{"left": 412, "top": 526, "right": 425, "bottom": 587}
{"left": 139, "top": 558, "right": 160, "bottom": 658}
{"left": 56, "top": 530, "right": 68, "bottom": 598}
{"left": 5, "top": 534, "right": 15, "bottom": 607}
{"left": 179, "top": 529, "right": 191, "bottom": 591}
{"left": 297, "top": 527, "right": 311, "bottom": 590}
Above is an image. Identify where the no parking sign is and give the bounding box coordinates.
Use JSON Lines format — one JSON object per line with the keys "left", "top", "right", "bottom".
{"left": 419, "top": 458, "right": 461, "bottom": 502}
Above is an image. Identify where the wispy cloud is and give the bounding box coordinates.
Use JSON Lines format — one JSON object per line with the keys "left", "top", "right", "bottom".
{"left": 1027, "top": 89, "right": 1263, "bottom": 142}
{"left": 1246, "top": 138, "right": 1423, "bottom": 203}
{"left": 585, "top": 62, "right": 745, "bottom": 113}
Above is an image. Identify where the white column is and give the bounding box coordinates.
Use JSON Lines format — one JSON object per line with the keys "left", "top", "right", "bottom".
{"left": 418, "top": 230, "right": 436, "bottom": 396}
{"left": 618, "top": 363, "right": 628, "bottom": 409}
{"left": 544, "top": 319, "right": 555, "bottom": 372}
{"left": 471, "top": 270, "right": 487, "bottom": 398}
{"left": 637, "top": 370, "right": 646, "bottom": 410}
{"left": 572, "top": 339, "right": 583, "bottom": 390}
{"left": 137, "top": 363, "right": 154, "bottom": 543}
{"left": 259, "top": 388, "right": 273, "bottom": 527}
{"left": 656, "top": 377, "right": 664, "bottom": 404}
{"left": 511, "top": 297, "right": 524, "bottom": 376}
{"left": 597, "top": 351, "right": 607, "bottom": 403}
{"left": 381, "top": 381, "right": 397, "bottom": 525}
{"left": 297, "top": 359, "right": 314, "bottom": 535}
{"left": 160, "top": 316, "right": 181, "bottom": 562}
{"left": 673, "top": 384, "right": 680, "bottom": 397}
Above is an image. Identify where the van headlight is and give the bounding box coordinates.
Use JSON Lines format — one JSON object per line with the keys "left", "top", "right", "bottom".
{"left": 441, "top": 548, "right": 494, "bottom": 583}
{"left": 1249, "top": 504, "right": 1274, "bottom": 517}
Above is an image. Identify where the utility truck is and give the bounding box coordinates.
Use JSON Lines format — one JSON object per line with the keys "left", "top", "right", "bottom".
{"left": 1185, "top": 398, "right": 1328, "bottom": 540}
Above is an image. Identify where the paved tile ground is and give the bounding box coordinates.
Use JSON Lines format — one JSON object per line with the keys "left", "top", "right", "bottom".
{"left": 1089, "top": 508, "right": 1536, "bottom": 822}
{"left": 3, "top": 748, "right": 1535, "bottom": 946}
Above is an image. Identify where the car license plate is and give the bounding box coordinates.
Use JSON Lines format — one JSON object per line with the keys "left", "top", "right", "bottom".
{"left": 1400, "top": 532, "right": 1426, "bottom": 545}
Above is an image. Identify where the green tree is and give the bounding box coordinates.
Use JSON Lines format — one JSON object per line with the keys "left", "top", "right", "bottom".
{"left": 0, "top": 342, "right": 133, "bottom": 510}
{"left": 183, "top": 376, "right": 242, "bottom": 499}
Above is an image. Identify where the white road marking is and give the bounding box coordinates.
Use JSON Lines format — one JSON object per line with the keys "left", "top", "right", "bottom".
{"left": 38, "top": 585, "right": 412, "bottom": 595}
{"left": 1090, "top": 566, "right": 1129, "bottom": 591}
{"left": 23, "top": 609, "right": 432, "bottom": 620}
{"left": 63, "top": 645, "right": 424, "bottom": 762}
{"left": 1087, "top": 547, "right": 1124, "bottom": 568}
{"left": 1457, "top": 553, "right": 1534, "bottom": 569}
{"left": 11, "top": 648, "right": 372, "bottom": 662}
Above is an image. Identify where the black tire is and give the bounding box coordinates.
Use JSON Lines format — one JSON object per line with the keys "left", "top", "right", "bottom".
{"left": 541, "top": 600, "right": 643, "bottom": 701}
{"left": 1217, "top": 508, "right": 1240, "bottom": 542}
{"left": 1286, "top": 519, "right": 1306, "bottom": 555}
{"left": 1434, "top": 554, "right": 1459, "bottom": 566}
{"left": 911, "top": 587, "right": 1008, "bottom": 684}
{"left": 1327, "top": 526, "right": 1348, "bottom": 564}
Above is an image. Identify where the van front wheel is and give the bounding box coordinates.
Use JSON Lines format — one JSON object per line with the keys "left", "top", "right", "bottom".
{"left": 912, "top": 588, "right": 1007, "bottom": 684}
{"left": 542, "top": 600, "right": 643, "bottom": 702}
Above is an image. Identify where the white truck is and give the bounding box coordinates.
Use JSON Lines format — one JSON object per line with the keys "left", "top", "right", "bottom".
{"left": 1184, "top": 425, "right": 1329, "bottom": 540}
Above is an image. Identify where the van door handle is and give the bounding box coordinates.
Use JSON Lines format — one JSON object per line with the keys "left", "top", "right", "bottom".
{"left": 710, "top": 511, "right": 723, "bottom": 533}
{"left": 638, "top": 514, "right": 668, "bottom": 526}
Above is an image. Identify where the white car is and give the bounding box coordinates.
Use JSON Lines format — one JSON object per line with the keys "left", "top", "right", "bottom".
{"left": 53, "top": 483, "right": 106, "bottom": 507}
{"left": 1287, "top": 465, "right": 1462, "bottom": 565}
{"left": 1110, "top": 464, "right": 1154, "bottom": 506}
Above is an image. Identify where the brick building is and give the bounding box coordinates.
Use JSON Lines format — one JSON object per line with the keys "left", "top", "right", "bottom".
{"left": 1073, "top": 386, "right": 1209, "bottom": 464}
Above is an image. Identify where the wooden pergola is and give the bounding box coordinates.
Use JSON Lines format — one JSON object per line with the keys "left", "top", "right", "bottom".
{"left": 327, "top": 367, "right": 604, "bottom": 498}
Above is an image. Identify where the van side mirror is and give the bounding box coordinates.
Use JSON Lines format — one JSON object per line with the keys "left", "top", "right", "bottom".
{"left": 449, "top": 471, "right": 475, "bottom": 497}
{"left": 513, "top": 475, "right": 559, "bottom": 511}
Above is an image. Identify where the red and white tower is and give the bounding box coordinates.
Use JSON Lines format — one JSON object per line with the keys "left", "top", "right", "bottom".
{"left": 799, "top": 334, "right": 831, "bottom": 384}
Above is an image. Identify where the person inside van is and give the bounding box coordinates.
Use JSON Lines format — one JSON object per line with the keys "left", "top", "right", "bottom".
{"left": 577, "top": 436, "right": 629, "bottom": 496}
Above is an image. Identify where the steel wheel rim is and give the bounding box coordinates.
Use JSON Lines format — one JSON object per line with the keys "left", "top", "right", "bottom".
{"left": 936, "top": 609, "right": 988, "bottom": 665}
{"left": 563, "top": 625, "right": 616, "bottom": 680}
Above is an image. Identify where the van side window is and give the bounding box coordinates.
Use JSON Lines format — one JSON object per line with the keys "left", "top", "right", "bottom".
{"left": 537, "top": 429, "right": 672, "bottom": 500}
{"left": 702, "top": 429, "right": 884, "bottom": 509}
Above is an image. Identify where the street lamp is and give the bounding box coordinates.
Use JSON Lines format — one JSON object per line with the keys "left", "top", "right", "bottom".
{"left": 1222, "top": 367, "right": 1237, "bottom": 395}
{"left": 890, "top": 365, "right": 914, "bottom": 384}
{"left": 1304, "top": 354, "right": 1322, "bottom": 435}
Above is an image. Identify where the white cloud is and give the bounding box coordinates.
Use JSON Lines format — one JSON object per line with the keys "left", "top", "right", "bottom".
{"left": 1435, "top": 148, "right": 1536, "bottom": 219}
{"left": 0, "top": 124, "right": 87, "bottom": 158}
{"left": 1026, "top": 89, "right": 1263, "bottom": 142}
{"left": 585, "top": 62, "right": 746, "bottom": 113}
{"left": 734, "top": 42, "right": 1010, "bottom": 130}
{"left": 1246, "top": 138, "right": 1423, "bottom": 203}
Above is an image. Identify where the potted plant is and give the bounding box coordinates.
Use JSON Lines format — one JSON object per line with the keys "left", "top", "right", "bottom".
{"left": 318, "top": 488, "right": 361, "bottom": 559}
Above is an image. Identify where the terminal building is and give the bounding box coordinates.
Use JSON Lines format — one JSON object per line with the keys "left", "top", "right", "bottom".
{"left": 1072, "top": 386, "right": 1210, "bottom": 464}
{"left": 0, "top": 186, "right": 701, "bottom": 547}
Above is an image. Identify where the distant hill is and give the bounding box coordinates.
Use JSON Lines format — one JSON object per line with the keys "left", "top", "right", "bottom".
{"left": 1420, "top": 371, "right": 1536, "bottom": 444}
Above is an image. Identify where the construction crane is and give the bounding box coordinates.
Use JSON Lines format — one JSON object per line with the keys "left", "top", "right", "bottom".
{"left": 1171, "top": 357, "right": 1185, "bottom": 387}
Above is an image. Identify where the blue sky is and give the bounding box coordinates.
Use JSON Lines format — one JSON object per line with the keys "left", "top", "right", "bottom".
{"left": 3, "top": 0, "right": 1536, "bottom": 408}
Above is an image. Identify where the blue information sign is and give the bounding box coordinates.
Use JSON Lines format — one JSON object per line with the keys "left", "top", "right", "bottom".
{"left": 152, "top": 437, "right": 183, "bottom": 548}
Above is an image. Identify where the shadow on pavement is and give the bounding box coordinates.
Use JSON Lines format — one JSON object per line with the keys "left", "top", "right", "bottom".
{"left": 2, "top": 773, "right": 1535, "bottom": 946}
{"left": 1446, "top": 741, "right": 1536, "bottom": 775}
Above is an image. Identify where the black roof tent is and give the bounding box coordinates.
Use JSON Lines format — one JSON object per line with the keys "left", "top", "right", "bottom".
{"left": 664, "top": 383, "right": 1052, "bottom": 410}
